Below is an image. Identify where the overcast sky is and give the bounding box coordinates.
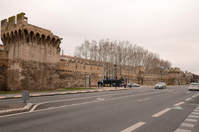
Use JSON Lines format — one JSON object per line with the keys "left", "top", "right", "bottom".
{"left": 1, "top": 0, "right": 199, "bottom": 74}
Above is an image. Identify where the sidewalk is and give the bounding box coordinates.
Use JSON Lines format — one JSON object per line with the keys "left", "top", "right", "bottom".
{"left": 0, "top": 87, "right": 130, "bottom": 116}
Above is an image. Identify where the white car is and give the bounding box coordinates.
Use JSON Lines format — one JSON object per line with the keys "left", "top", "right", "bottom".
{"left": 134, "top": 83, "right": 140, "bottom": 87}
{"left": 155, "top": 82, "right": 166, "bottom": 89}
{"left": 189, "top": 82, "right": 199, "bottom": 91}
{"left": 127, "top": 83, "right": 139, "bottom": 87}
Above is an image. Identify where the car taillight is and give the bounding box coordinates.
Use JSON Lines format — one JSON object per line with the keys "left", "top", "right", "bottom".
{"left": 189, "top": 85, "right": 190, "bottom": 87}
{"left": 197, "top": 86, "right": 199, "bottom": 87}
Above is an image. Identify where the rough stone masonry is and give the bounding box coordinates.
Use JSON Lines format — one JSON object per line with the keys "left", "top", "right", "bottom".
{"left": 1, "top": 12, "right": 61, "bottom": 90}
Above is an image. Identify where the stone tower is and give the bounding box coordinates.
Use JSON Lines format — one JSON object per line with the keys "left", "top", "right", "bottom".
{"left": 1, "top": 12, "right": 62, "bottom": 90}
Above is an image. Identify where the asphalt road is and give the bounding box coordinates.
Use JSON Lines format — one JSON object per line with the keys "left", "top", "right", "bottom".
{"left": 0, "top": 85, "right": 199, "bottom": 132}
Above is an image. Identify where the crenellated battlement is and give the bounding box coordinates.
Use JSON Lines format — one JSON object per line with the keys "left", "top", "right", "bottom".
{"left": 1, "top": 12, "right": 62, "bottom": 49}
{"left": 167, "top": 67, "right": 181, "bottom": 74}
{"left": 60, "top": 56, "right": 103, "bottom": 74}
{"left": 0, "top": 13, "right": 62, "bottom": 90}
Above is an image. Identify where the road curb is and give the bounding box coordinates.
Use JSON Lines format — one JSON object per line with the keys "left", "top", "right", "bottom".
{"left": 0, "top": 88, "right": 130, "bottom": 100}
{"left": 0, "top": 103, "right": 33, "bottom": 116}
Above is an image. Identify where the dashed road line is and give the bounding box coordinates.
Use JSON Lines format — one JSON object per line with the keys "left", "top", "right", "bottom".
{"left": 174, "top": 102, "right": 184, "bottom": 107}
{"left": 138, "top": 98, "right": 151, "bottom": 102}
{"left": 185, "top": 98, "right": 192, "bottom": 101}
{"left": 152, "top": 108, "right": 172, "bottom": 117}
{"left": 121, "top": 122, "right": 146, "bottom": 132}
{"left": 192, "top": 95, "right": 196, "bottom": 98}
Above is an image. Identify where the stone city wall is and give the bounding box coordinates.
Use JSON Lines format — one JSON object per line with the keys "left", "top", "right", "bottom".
{"left": 0, "top": 50, "right": 8, "bottom": 90}
{"left": 59, "top": 56, "right": 103, "bottom": 88}
{"left": 0, "top": 13, "right": 194, "bottom": 91}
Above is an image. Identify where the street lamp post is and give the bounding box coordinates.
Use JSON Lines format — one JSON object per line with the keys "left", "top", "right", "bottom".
{"left": 109, "top": 65, "right": 110, "bottom": 79}
{"left": 160, "top": 66, "right": 164, "bottom": 82}
{"left": 115, "top": 53, "right": 118, "bottom": 89}
{"left": 114, "top": 64, "right": 117, "bottom": 89}
{"left": 107, "top": 64, "right": 108, "bottom": 79}
{"left": 128, "top": 66, "right": 129, "bottom": 83}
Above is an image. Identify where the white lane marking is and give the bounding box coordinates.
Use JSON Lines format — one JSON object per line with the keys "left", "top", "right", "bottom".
{"left": 1, "top": 89, "right": 170, "bottom": 117}
{"left": 191, "top": 112, "right": 199, "bottom": 115}
{"left": 175, "top": 128, "right": 191, "bottom": 132}
{"left": 106, "top": 90, "right": 164, "bottom": 101}
{"left": 188, "top": 115, "right": 199, "bottom": 118}
{"left": 82, "top": 102, "right": 90, "bottom": 104}
{"left": 30, "top": 104, "right": 39, "bottom": 112}
{"left": 185, "top": 118, "right": 197, "bottom": 122}
{"left": 152, "top": 108, "right": 172, "bottom": 117}
{"left": 138, "top": 98, "right": 151, "bottom": 102}
{"left": 47, "top": 107, "right": 56, "bottom": 109}
{"left": 194, "top": 109, "right": 199, "bottom": 112}
{"left": 187, "top": 92, "right": 191, "bottom": 93}
{"left": 173, "top": 102, "right": 184, "bottom": 107}
{"left": 29, "top": 94, "right": 115, "bottom": 112}
{"left": 121, "top": 122, "right": 146, "bottom": 132}
{"left": 97, "top": 98, "right": 105, "bottom": 101}
{"left": 185, "top": 98, "right": 192, "bottom": 101}
{"left": 192, "top": 95, "right": 196, "bottom": 98}
{"left": 180, "top": 123, "right": 194, "bottom": 127}
{"left": 30, "top": 90, "right": 164, "bottom": 112}
{"left": 71, "top": 103, "right": 79, "bottom": 106}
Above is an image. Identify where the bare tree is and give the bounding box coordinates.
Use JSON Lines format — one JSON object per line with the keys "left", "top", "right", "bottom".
{"left": 74, "top": 39, "right": 172, "bottom": 75}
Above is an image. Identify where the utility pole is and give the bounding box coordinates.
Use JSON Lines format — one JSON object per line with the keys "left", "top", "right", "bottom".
{"left": 115, "top": 53, "right": 118, "bottom": 89}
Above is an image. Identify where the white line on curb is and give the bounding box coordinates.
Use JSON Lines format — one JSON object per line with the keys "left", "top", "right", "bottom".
{"left": 175, "top": 128, "right": 191, "bottom": 132}
{"left": 188, "top": 115, "right": 199, "bottom": 118}
{"left": 180, "top": 123, "right": 194, "bottom": 127}
{"left": 185, "top": 118, "right": 197, "bottom": 122}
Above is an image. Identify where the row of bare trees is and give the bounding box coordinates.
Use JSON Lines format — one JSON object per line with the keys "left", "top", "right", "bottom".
{"left": 74, "top": 39, "right": 171, "bottom": 75}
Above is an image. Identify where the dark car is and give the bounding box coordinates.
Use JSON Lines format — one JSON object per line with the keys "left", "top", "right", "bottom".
{"left": 155, "top": 82, "right": 166, "bottom": 89}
